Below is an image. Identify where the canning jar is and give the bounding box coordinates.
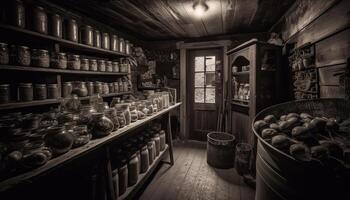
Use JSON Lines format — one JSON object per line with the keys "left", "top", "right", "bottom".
{"left": 10, "top": 45, "right": 31, "bottom": 66}
{"left": 114, "top": 82, "right": 119, "bottom": 93}
{"left": 129, "top": 106, "right": 138, "bottom": 122}
{"left": 45, "top": 126, "right": 73, "bottom": 155}
{"left": 47, "top": 84, "right": 59, "bottom": 99}
{"left": 125, "top": 40, "right": 130, "bottom": 55}
{"left": 123, "top": 79, "right": 129, "bottom": 92}
{"left": 110, "top": 34, "right": 119, "bottom": 51}
{"left": 116, "top": 103, "right": 131, "bottom": 125}
{"left": 18, "top": 83, "right": 33, "bottom": 101}
{"left": 32, "top": 49, "right": 49, "bottom": 67}
{"left": 112, "top": 61, "right": 119, "bottom": 72}
{"left": 101, "top": 32, "right": 110, "bottom": 50}
{"left": 0, "top": 84, "right": 10, "bottom": 103}
{"left": 102, "top": 82, "right": 109, "bottom": 95}
{"left": 81, "top": 25, "right": 93, "bottom": 46}
{"left": 97, "top": 59, "right": 106, "bottom": 72}
{"left": 128, "top": 153, "right": 139, "bottom": 186}
{"left": 116, "top": 111, "right": 126, "bottom": 128}
{"left": 90, "top": 112, "right": 114, "bottom": 138}
{"left": 32, "top": 6, "right": 48, "bottom": 34}
{"left": 112, "top": 169, "right": 119, "bottom": 198}
{"left": 62, "top": 82, "right": 72, "bottom": 98}
{"left": 10, "top": 0, "right": 25, "bottom": 28}
{"left": 140, "top": 145, "right": 149, "bottom": 173}
{"left": 72, "top": 81, "right": 88, "bottom": 97}
{"left": 89, "top": 59, "right": 97, "bottom": 71}
{"left": 93, "top": 29, "right": 101, "bottom": 48}
{"left": 86, "top": 81, "right": 94, "bottom": 96}
{"left": 118, "top": 161, "right": 128, "bottom": 196}
{"left": 108, "top": 83, "right": 115, "bottom": 93}
{"left": 80, "top": 58, "right": 89, "bottom": 71}
{"left": 78, "top": 105, "right": 96, "bottom": 125}
{"left": 50, "top": 52, "right": 67, "bottom": 69}
{"left": 147, "top": 140, "right": 155, "bottom": 164}
{"left": 152, "top": 134, "right": 160, "bottom": 156}
{"left": 118, "top": 79, "right": 124, "bottom": 92}
{"left": 119, "top": 38, "right": 125, "bottom": 53}
{"left": 106, "top": 61, "right": 113, "bottom": 72}
{"left": 67, "top": 54, "right": 80, "bottom": 70}
{"left": 0, "top": 43, "right": 9, "bottom": 64}
{"left": 104, "top": 108, "right": 119, "bottom": 131}
{"left": 66, "top": 19, "right": 78, "bottom": 42}
{"left": 72, "top": 125, "right": 91, "bottom": 147}
{"left": 34, "top": 84, "right": 47, "bottom": 100}
{"left": 94, "top": 82, "right": 103, "bottom": 94}
{"left": 159, "top": 130, "right": 166, "bottom": 151}
{"left": 50, "top": 13, "right": 62, "bottom": 38}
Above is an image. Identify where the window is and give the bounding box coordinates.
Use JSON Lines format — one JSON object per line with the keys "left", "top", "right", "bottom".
{"left": 194, "top": 56, "right": 216, "bottom": 103}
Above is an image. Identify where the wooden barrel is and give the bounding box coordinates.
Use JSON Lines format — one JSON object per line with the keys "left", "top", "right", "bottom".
{"left": 207, "top": 132, "right": 236, "bottom": 169}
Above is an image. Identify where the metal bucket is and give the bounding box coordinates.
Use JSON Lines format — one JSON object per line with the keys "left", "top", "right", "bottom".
{"left": 207, "top": 132, "right": 236, "bottom": 169}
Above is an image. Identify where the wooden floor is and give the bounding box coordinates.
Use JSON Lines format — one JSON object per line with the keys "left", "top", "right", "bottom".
{"left": 139, "top": 141, "right": 255, "bottom": 200}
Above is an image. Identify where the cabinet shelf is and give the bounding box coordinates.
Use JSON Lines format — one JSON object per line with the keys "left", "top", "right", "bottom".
{"left": 231, "top": 99, "right": 250, "bottom": 108}
{"left": 0, "top": 65, "right": 129, "bottom": 75}
{"left": 0, "top": 23, "right": 131, "bottom": 58}
{"left": 232, "top": 71, "right": 250, "bottom": 76}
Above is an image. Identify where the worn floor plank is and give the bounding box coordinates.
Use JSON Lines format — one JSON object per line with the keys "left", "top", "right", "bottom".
{"left": 139, "top": 141, "right": 255, "bottom": 200}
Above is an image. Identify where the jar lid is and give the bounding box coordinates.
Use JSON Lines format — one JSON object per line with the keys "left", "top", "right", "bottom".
{"left": 94, "top": 29, "right": 100, "bottom": 33}
{"left": 102, "top": 32, "right": 109, "bottom": 36}
{"left": 68, "top": 18, "right": 77, "bottom": 23}
{"left": 52, "top": 13, "right": 61, "bottom": 18}
{"left": 63, "top": 82, "right": 72, "bottom": 85}
{"left": 68, "top": 54, "right": 80, "bottom": 59}
{"left": 34, "top": 84, "right": 46, "bottom": 87}
{"left": 47, "top": 84, "right": 58, "bottom": 88}
{"left": 19, "top": 83, "right": 33, "bottom": 87}
{"left": 81, "top": 58, "right": 89, "bottom": 61}
{"left": 32, "top": 49, "right": 49, "bottom": 53}
{"left": 106, "top": 61, "right": 112, "bottom": 64}
{"left": 89, "top": 59, "right": 97, "bottom": 62}
{"left": 83, "top": 25, "right": 92, "bottom": 29}
{"left": 34, "top": 6, "right": 44, "bottom": 10}
{"left": 97, "top": 59, "right": 105, "bottom": 63}
{"left": 17, "top": 45, "right": 30, "bottom": 50}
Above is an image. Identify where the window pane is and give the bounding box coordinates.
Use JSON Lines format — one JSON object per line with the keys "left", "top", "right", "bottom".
{"left": 206, "top": 56, "right": 216, "bottom": 71}
{"left": 195, "top": 56, "right": 204, "bottom": 72}
{"left": 195, "top": 88, "right": 205, "bottom": 103}
{"left": 205, "top": 88, "right": 215, "bottom": 103}
{"left": 195, "top": 72, "right": 205, "bottom": 87}
{"left": 205, "top": 72, "right": 215, "bottom": 87}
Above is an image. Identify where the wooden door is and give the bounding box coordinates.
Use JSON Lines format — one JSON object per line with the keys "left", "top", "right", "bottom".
{"left": 187, "top": 48, "right": 223, "bottom": 141}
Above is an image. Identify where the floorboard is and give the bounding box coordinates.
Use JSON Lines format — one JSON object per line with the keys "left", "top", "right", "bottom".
{"left": 139, "top": 141, "right": 255, "bottom": 200}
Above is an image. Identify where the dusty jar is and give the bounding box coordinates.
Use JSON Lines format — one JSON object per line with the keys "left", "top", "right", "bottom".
{"left": 10, "top": 0, "right": 26, "bottom": 28}
{"left": 97, "top": 59, "right": 106, "bottom": 72}
{"left": 32, "top": 6, "right": 48, "bottom": 34}
{"left": 72, "top": 125, "right": 91, "bottom": 147}
{"left": 18, "top": 83, "right": 33, "bottom": 101}
{"left": 62, "top": 82, "right": 72, "bottom": 98}
{"left": 80, "top": 58, "right": 89, "bottom": 71}
{"left": 118, "top": 79, "right": 124, "bottom": 92}
{"left": 128, "top": 153, "right": 139, "bottom": 186}
{"left": 86, "top": 81, "right": 94, "bottom": 96}
{"left": 45, "top": 126, "right": 73, "bottom": 155}
{"left": 118, "top": 161, "right": 128, "bottom": 196}
{"left": 147, "top": 140, "right": 155, "bottom": 164}
{"left": 104, "top": 108, "right": 120, "bottom": 131}
{"left": 102, "top": 83, "right": 109, "bottom": 94}
{"left": 140, "top": 145, "right": 149, "bottom": 173}
{"left": 47, "top": 84, "right": 59, "bottom": 99}
{"left": 114, "top": 82, "right": 119, "bottom": 93}
{"left": 10, "top": 45, "right": 31, "bottom": 66}
{"left": 112, "top": 169, "right": 119, "bottom": 198}
{"left": 50, "top": 52, "right": 67, "bottom": 69}
{"left": 159, "top": 130, "right": 166, "bottom": 151}
{"left": 116, "top": 111, "right": 126, "bottom": 128}
{"left": 0, "top": 43, "right": 9, "bottom": 64}
{"left": 32, "top": 49, "right": 50, "bottom": 67}
{"left": 93, "top": 29, "right": 101, "bottom": 48}
{"left": 125, "top": 40, "right": 130, "bottom": 55}
{"left": 72, "top": 81, "right": 88, "bottom": 97}
{"left": 50, "top": 13, "right": 62, "bottom": 38}
{"left": 81, "top": 25, "right": 93, "bottom": 46}
{"left": 67, "top": 55, "right": 81, "bottom": 70}
{"left": 94, "top": 82, "right": 103, "bottom": 94}
{"left": 110, "top": 34, "right": 119, "bottom": 51}
{"left": 34, "top": 84, "right": 47, "bottom": 100}
{"left": 112, "top": 61, "right": 119, "bottom": 72}
{"left": 106, "top": 61, "right": 113, "bottom": 72}
{"left": 108, "top": 83, "right": 115, "bottom": 93}
{"left": 119, "top": 38, "right": 125, "bottom": 53}
{"left": 78, "top": 105, "right": 96, "bottom": 125}
{"left": 0, "top": 84, "right": 10, "bottom": 103}
{"left": 66, "top": 19, "right": 78, "bottom": 42}
{"left": 152, "top": 134, "right": 160, "bottom": 156}
{"left": 90, "top": 113, "right": 114, "bottom": 138}
{"left": 89, "top": 59, "right": 97, "bottom": 71}
{"left": 101, "top": 32, "right": 110, "bottom": 50}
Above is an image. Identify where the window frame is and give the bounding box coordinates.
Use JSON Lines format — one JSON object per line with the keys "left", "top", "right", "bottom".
{"left": 194, "top": 55, "right": 216, "bottom": 104}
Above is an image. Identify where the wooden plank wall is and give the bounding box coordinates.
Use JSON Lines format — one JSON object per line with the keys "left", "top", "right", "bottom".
{"left": 272, "top": 0, "right": 350, "bottom": 99}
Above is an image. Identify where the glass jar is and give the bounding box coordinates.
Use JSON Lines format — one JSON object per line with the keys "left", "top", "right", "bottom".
{"left": 81, "top": 25, "right": 93, "bottom": 46}
{"left": 125, "top": 40, "right": 130, "bottom": 55}
{"left": 72, "top": 81, "right": 88, "bottom": 97}
{"left": 34, "top": 84, "right": 47, "bottom": 100}
{"left": 102, "top": 83, "right": 109, "bottom": 94}
{"left": 32, "top": 6, "right": 48, "bottom": 34}
{"left": 119, "top": 63, "right": 126, "bottom": 73}
{"left": 18, "top": 83, "right": 33, "bottom": 101}
{"left": 89, "top": 59, "right": 97, "bottom": 71}
{"left": 10, "top": 0, "right": 26, "bottom": 28}
{"left": 90, "top": 113, "right": 114, "bottom": 138}
{"left": 116, "top": 111, "right": 126, "bottom": 128}
{"left": 47, "top": 84, "right": 59, "bottom": 99}
{"left": 94, "top": 82, "right": 103, "bottom": 94}
{"left": 112, "top": 61, "right": 119, "bottom": 72}
{"left": 147, "top": 141, "right": 155, "bottom": 165}
{"left": 128, "top": 153, "right": 139, "bottom": 186}
{"left": 102, "top": 32, "right": 110, "bottom": 50}
{"left": 86, "top": 81, "right": 94, "bottom": 96}
{"left": 152, "top": 134, "right": 160, "bottom": 156}
{"left": 159, "top": 130, "right": 166, "bottom": 151}
{"left": 118, "top": 79, "right": 124, "bottom": 92}
{"left": 50, "top": 13, "right": 62, "bottom": 38}
{"left": 119, "top": 38, "right": 125, "bottom": 53}
{"left": 66, "top": 19, "right": 78, "bottom": 42}
{"left": 106, "top": 61, "right": 113, "bottom": 72}
{"left": 129, "top": 106, "right": 138, "bottom": 122}
{"left": 244, "top": 83, "right": 250, "bottom": 100}
{"left": 10, "top": 45, "right": 31, "bottom": 66}
{"left": 116, "top": 103, "right": 131, "bottom": 125}
{"left": 72, "top": 125, "right": 91, "bottom": 148}
{"left": 62, "top": 82, "right": 72, "bottom": 98}
{"left": 110, "top": 34, "right": 119, "bottom": 51}
{"left": 32, "top": 49, "right": 50, "bottom": 67}
{"left": 50, "top": 52, "right": 67, "bottom": 69}
{"left": 0, "top": 84, "right": 10, "bottom": 103}
{"left": 108, "top": 83, "right": 115, "bottom": 94}
{"left": 67, "top": 55, "right": 81, "bottom": 70}
{"left": 45, "top": 126, "right": 73, "bottom": 155}
{"left": 97, "top": 59, "right": 106, "bottom": 72}
{"left": 114, "top": 82, "right": 119, "bottom": 93}
{"left": 140, "top": 145, "right": 149, "bottom": 173}
{"left": 104, "top": 108, "right": 119, "bottom": 131}
{"left": 21, "top": 141, "right": 52, "bottom": 168}
{"left": 238, "top": 84, "right": 244, "bottom": 100}
{"left": 93, "top": 29, "right": 101, "bottom": 48}
{"left": 118, "top": 161, "right": 128, "bottom": 196}
{"left": 112, "top": 169, "right": 119, "bottom": 198}
{"left": 0, "top": 43, "right": 9, "bottom": 64}
{"left": 80, "top": 58, "right": 89, "bottom": 71}
{"left": 78, "top": 105, "right": 96, "bottom": 125}
{"left": 123, "top": 79, "right": 129, "bottom": 92}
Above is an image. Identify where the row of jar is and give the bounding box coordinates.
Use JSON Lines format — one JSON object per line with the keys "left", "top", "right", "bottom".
{"left": 4, "top": 1, "right": 132, "bottom": 54}
{"left": 0, "top": 43, "right": 131, "bottom": 73}
{"left": 111, "top": 129, "right": 167, "bottom": 196}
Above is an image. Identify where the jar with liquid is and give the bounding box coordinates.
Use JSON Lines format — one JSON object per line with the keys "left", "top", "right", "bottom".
{"left": 110, "top": 34, "right": 119, "bottom": 52}
{"left": 101, "top": 32, "right": 110, "bottom": 50}
{"left": 93, "top": 29, "right": 101, "bottom": 48}
{"left": 50, "top": 13, "right": 62, "bottom": 38}
{"left": 81, "top": 25, "right": 93, "bottom": 46}
{"left": 32, "top": 6, "right": 48, "bottom": 34}
{"left": 66, "top": 19, "right": 78, "bottom": 42}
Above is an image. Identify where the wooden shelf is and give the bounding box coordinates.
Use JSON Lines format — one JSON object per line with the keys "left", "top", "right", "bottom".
{"left": 232, "top": 71, "right": 250, "bottom": 76}
{"left": 0, "top": 92, "right": 132, "bottom": 110}
{"left": 0, "top": 24, "right": 130, "bottom": 58}
{"left": 0, "top": 65, "right": 129, "bottom": 76}
{"left": 0, "top": 103, "right": 181, "bottom": 192}
{"left": 293, "top": 90, "right": 318, "bottom": 94}
{"left": 119, "top": 145, "right": 169, "bottom": 200}
{"left": 231, "top": 101, "right": 249, "bottom": 108}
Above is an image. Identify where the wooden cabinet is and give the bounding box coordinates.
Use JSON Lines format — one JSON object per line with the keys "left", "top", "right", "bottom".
{"left": 227, "top": 39, "right": 282, "bottom": 146}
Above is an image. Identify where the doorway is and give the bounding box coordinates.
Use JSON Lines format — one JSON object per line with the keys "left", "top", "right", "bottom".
{"left": 187, "top": 48, "right": 223, "bottom": 141}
